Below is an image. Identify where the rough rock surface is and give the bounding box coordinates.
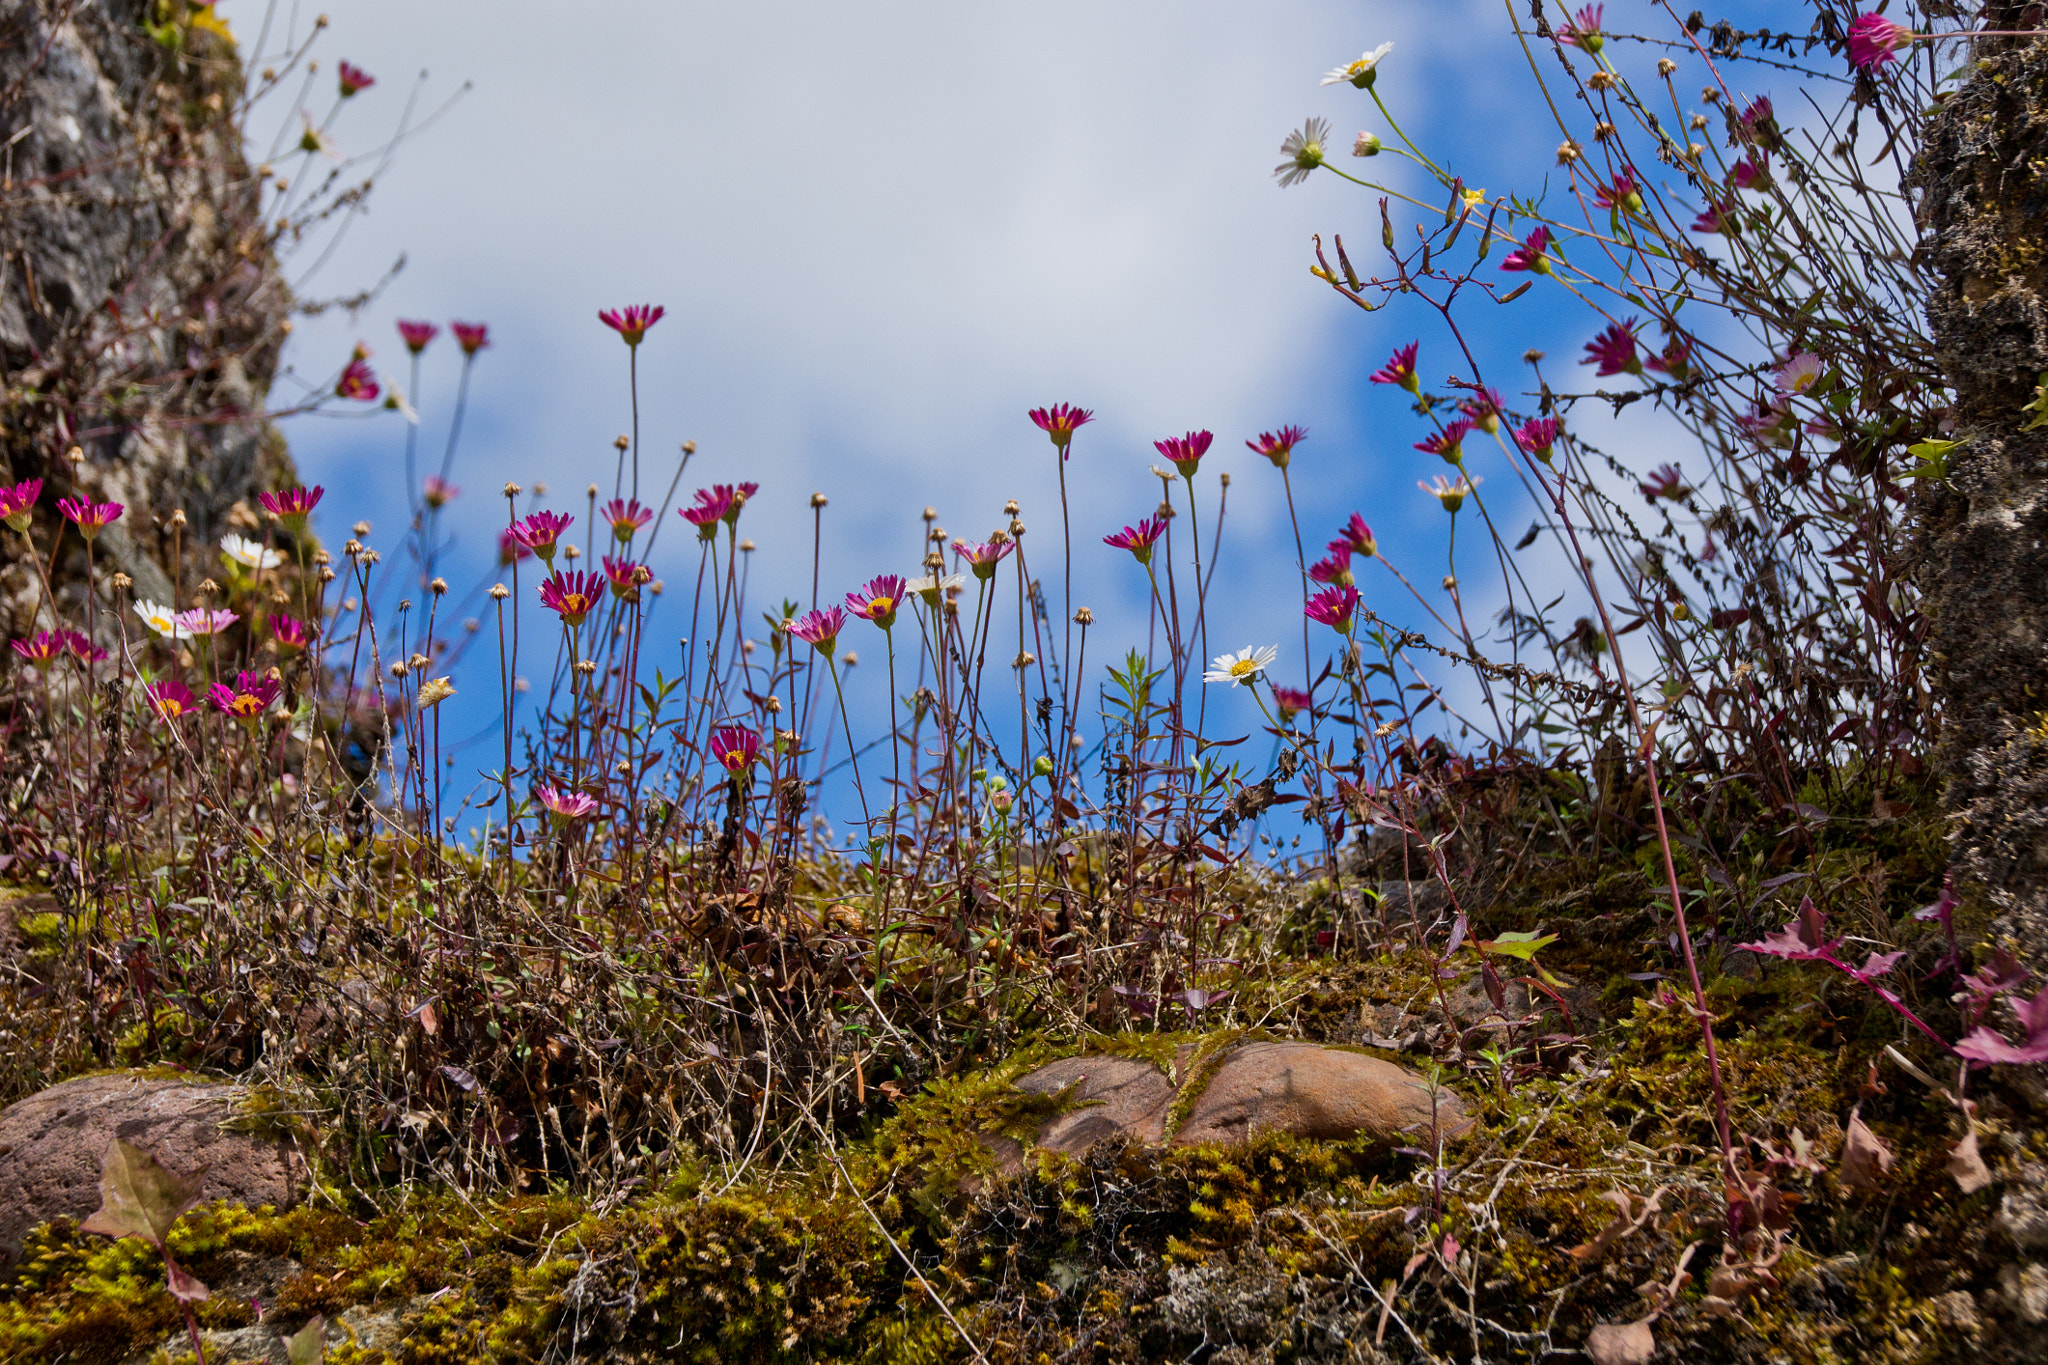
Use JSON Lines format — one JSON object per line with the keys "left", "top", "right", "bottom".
{"left": 0, "top": 0, "right": 295, "bottom": 627}
{"left": 993, "top": 1042, "right": 1471, "bottom": 1174}
{"left": 1173, "top": 1041, "right": 1471, "bottom": 1148}
{"left": 0, "top": 1070, "right": 307, "bottom": 1269}
{"left": 1913, "top": 16, "right": 2048, "bottom": 968}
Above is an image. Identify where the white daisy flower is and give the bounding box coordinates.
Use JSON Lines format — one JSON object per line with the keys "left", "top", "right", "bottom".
{"left": 1775, "top": 352, "right": 1824, "bottom": 396}
{"left": 133, "top": 599, "right": 190, "bottom": 639}
{"left": 383, "top": 385, "right": 420, "bottom": 424}
{"left": 1203, "top": 644, "right": 1278, "bottom": 686}
{"left": 908, "top": 573, "right": 966, "bottom": 605}
{"left": 1322, "top": 42, "right": 1394, "bottom": 89}
{"left": 1274, "top": 118, "right": 1332, "bottom": 189}
{"left": 221, "top": 533, "right": 284, "bottom": 570}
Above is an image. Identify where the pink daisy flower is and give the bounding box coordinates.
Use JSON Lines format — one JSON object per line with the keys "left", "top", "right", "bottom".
{"left": 847, "top": 574, "right": 908, "bottom": 629}
{"left": 1370, "top": 341, "right": 1421, "bottom": 394}
{"left": 1029, "top": 403, "right": 1095, "bottom": 456}
{"left": 788, "top": 606, "right": 848, "bottom": 655}
{"left": 538, "top": 784, "right": 600, "bottom": 822}
{"left": 176, "top": 607, "right": 239, "bottom": 636}
{"left": 1500, "top": 225, "right": 1553, "bottom": 274}
{"left": 498, "top": 527, "right": 534, "bottom": 566}
{"left": 598, "top": 304, "right": 666, "bottom": 345}
{"left": 1415, "top": 418, "right": 1474, "bottom": 464}
{"left": 336, "top": 357, "right": 380, "bottom": 401}
{"left": 1582, "top": 319, "right": 1642, "bottom": 377}
{"left": 57, "top": 497, "right": 123, "bottom": 540}
{"left": 1304, "top": 584, "right": 1361, "bottom": 634}
{"left": 1593, "top": 173, "right": 1641, "bottom": 213}
{"left": 710, "top": 725, "right": 761, "bottom": 776}
{"left": 0, "top": 478, "right": 41, "bottom": 532}
{"left": 1847, "top": 12, "right": 1914, "bottom": 70}
{"left": 1104, "top": 517, "right": 1166, "bottom": 566}
{"left": 209, "top": 670, "right": 282, "bottom": 723}
{"left": 1273, "top": 686, "right": 1314, "bottom": 723}
{"left": 258, "top": 485, "right": 323, "bottom": 528}
{"left": 396, "top": 320, "right": 438, "bottom": 353}
{"left": 602, "top": 555, "right": 645, "bottom": 600}
{"left": 1153, "top": 430, "right": 1214, "bottom": 478}
{"left": 510, "top": 510, "right": 573, "bottom": 562}
{"left": 952, "top": 538, "right": 1015, "bottom": 580}
{"left": 422, "top": 476, "right": 459, "bottom": 509}
{"left": 271, "top": 615, "right": 314, "bottom": 652}
{"left": 1459, "top": 388, "right": 1505, "bottom": 434}
{"left": 145, "top": 679, "right": 197, "bottom": 721}
{"left": 539, "top": 569, "right": 605, "bottom": 626}
{"left": 1337, "top": 513, "right": 1377, "bottom": 558}
{"left": 451, "top": 321, "right": 490, "bottom": 355}
{"left": 681, "top": 487, "right": 731, "bottom": 539}
{"left": 1644, "top": 337, "right": 1693, "bottom": 380}
{"left": 1246, "top": 425, "right": 1307, "bottom": 469}
{"left": 1309, "top": 550, "right": 1353, "bottom": 587}
{"left": 601, "top": 497, "right": 654, "bottom": 542}
{"left": 337, "top": 61, "right": 375, "bottom": 96}
{"left": 1513, "top": 416, "right": 1560, "bottom": 462}
{"left": 11, "top": 631, "right": 66, "bottom": 669}
{"left": 1557, "top": 3, "right": 1604, "bottom": 51}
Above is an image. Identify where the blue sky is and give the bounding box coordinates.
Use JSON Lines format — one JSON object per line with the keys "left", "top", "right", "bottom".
{"left": 215, "top": 0, "right": 1833, "bottom": 825}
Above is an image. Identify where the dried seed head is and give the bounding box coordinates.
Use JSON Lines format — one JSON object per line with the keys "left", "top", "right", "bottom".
{"left": 198, "top": 578, "right": 220, "bottom": 596}
{"left": 390, "top": 660, "right": 409, "bottom": 678}
{"left": 503, "top": 481, "right": 522, "bottom": 497}
{"left": 765, "top": 694, "right": 782, "bottom": 713}
{"left": 1588, "top": 69, "right": 1617, "bottom": 91}
{"left": 842, "top": 651, "right": 857, "bottom": 667}
{"left": 1442, "top": 575, "right": 1457, "bottom": 590}
{"left": 353, "top": 521, "right": 371, "bottom": 537}
{"left": 109, "top": 572, "right": 132, "bottom": 591}
{"left": 65, "top": 446, "right": 84, "bottom": 465}
{"left": 430, "top": 577, "right": 448, "bottom": 595}
{"left": 490, "top": 583, "right": 510, "bottom": 600}
{"left": 1219, "top": 471, "right": 1231, "bottom": 488}
{"left": 586, "top": 483, "right": 600, "bottom": 498}
{"left": 681, "top": 440, "right": 697, "bottom": 455}
{"left": 987, "top": 528, "right": 1009, "bottom": 545}
{"left": 1014, "top": 651, "right": 1035, "bottom": 668}
{"left": 1657, "top": 57, "right": 1677, "bottom": 75}
{"left": 319, "top": 568, "right": 336, "bottom": 583}
{"left": 614, "top": 435, "right": 630, "bottom": 451}
{"left": 169, "top": 508, "right": 188, "bottom": 528}
{"left": 922, "top": 506, "right": 937, "bottom": 522}
{"left": 810, "top": 491, "right": 828, "bottom": 508}
{"left": 1557, "top": 139, "right": 1582, "bottom": 164}
{"left": 1073, "top": 607, "right": 1094, "bottom": 625}
{"left": 1002, "top": 499, "right": 1020, "bottom": 517}
{"left": 409, "top": 653, "right": 430, "bottom": 671}
{"left": 575, "top": 659, "right": 597, "bottom": 675}
{"left": 739, "top": 539, "right": 755, "bottom": 553}
{"left": 924, "top": 551, "right": 944, "bottom": 571}
{"left": 1702, "top": 86, "right": 1721, "bottom": 103}
{"left": 563, "top": 544, "right": 581, "bottom": 560}
{"left": 314, "top": 550, "right": 331, "bottom": 566}
{"left": 1009, "top": 519, "right": 1025, "bottom": 537}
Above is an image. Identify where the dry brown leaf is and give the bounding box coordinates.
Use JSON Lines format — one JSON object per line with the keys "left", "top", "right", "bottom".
{"left": 1586, "top": 1320, "right": 1656, "bottom": 1365}
{"left": 1838, "top": 1108, "right": 1894, "bottom": 1195}
{"left": 1948, "top": 1129, "right": 1992, "bottom": 1195}
{"left": 1569, "top": 1186, "right": 1669, "bottom": 1263}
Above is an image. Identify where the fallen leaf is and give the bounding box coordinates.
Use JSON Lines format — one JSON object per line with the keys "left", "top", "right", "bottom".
{"left": 1948, "top": 1129, "right": 1992, "bottom": 1195}
{"left": 1838, "top": 1108, "right": 1894, "bottom": 1195}
{"left": 79, "top": 1139, "right": 207, "bottom": 1248}
{"left": 1586, "top": 1320, "right": 1656, "bottom": 1365}
{"left": 286, "top": 1314, "right": 327, "bottom": 1365}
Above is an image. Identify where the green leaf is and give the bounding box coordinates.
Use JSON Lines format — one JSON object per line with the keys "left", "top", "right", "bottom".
{"left": 1902, "top": 437, "right": 1958, "bottom": 481}
{"left": 287, "top": 1315, "right": 328, "bottom": 1365}
{"left": 1476, "top": 930, "right": 1557, "bottom": 961}
{"left": 80, "top": 1138, "right": 206, "bottom": 1249}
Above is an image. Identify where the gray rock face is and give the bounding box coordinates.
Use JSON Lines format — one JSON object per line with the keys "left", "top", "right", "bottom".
{"left": 0, "top": 0, "right": 294, "bottom": 628}
{"left": 0, "top": 1070, "right": 308, "bottom": 1270}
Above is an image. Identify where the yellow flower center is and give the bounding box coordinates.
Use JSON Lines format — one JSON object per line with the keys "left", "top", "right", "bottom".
{"left": 1228, "top": 659, "right": 1261, "bottom": 678}
{"left": 869, "top": 597, "right": 893, "bottom": 616}
{"left": 231, "top": 695, "right": 263, "bottom": 718}
{"left": 157, "top": 699, "right": 185, "bottom": 718}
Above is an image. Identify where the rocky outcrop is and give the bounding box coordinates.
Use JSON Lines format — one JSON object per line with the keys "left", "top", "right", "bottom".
{"left": 0, "top": 1070, "right": 308, "bottom": 1270}
{"left": 989, "top": 1041, "right": 1472, "bottom": 1175}
{"left": 1914, "top": 19, "right": 2048, "bottom": 968}
{"left": 0, "top": 0, "right": 294, "bottom": 626}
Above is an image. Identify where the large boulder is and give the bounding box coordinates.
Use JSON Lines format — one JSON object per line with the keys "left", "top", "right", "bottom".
{"left": 0, "top": 1071, "right": 308, "bottom": 1270}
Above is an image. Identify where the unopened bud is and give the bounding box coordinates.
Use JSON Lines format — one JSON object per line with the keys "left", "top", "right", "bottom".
{"left": 586, "top": 483, "right": 599, "bottom": 498}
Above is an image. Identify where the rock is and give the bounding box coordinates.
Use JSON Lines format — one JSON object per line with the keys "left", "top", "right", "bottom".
{"left": 1996, "top": 1163, "right": 2048, "bottom": 1251}
{"left": 0, "top": 1071, "right": 308, "bottom": 1271}
{"left": 1173, "top": 1042, "right": 1471, "bottom": 1148}
{"left": 2001, "top": 1262, "right": 2048, "bottom": 1325}
{"left": 991, "top": 1041, "right": 1472, "bottom": 1176}
{"left": 0, "top": 1, "right": 295, "bottom": 637}
{"left": 987, "top": 1056, "right": 1175, "bottom": 1177}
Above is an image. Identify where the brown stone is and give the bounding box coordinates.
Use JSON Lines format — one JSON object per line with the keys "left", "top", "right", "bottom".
{"left": 1172, "top": 1042, "right": 1471, "bottom": 1148}
{"left": 0, "top": 1071, "right": 308, "bottom": 1271}
{"left": 989, "top": 1056, "right": 1176, "bottom": 1176}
